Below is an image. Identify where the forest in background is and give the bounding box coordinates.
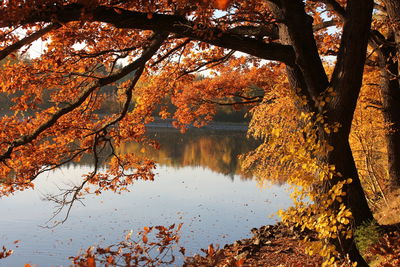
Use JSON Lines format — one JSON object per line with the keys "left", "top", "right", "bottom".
{"left": 0, "top": 58, "right": 250, "bottom": 123}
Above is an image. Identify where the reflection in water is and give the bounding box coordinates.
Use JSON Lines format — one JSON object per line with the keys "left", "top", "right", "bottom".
{"left": 119, "top": 128, "right": 258, "bottom": 180}
{"left": 0, "top": 127, "right": 290, "bottom": 267}
{"left": 69, "top": 127, "right": 258, "bottom": 180}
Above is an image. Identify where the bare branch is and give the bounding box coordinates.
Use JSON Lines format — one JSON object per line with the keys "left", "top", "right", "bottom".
{"left": 71, "top": 44, "right": 141, "bottom": 59}
{"left": 42, "top": 133, "right": 102, "bottom": 227}
{"left": 151, "top": 38, "right": 191, "bottom": 67}
{"left": 178, "top": 50, "right": 235, "bottom": 78}
{"left": 206, "top": 96, "right": 275, "bottom": 106}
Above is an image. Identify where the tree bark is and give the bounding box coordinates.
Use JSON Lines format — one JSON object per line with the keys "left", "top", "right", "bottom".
{"left": 372, "top": 32, "right": 400, "bottom": 189}
{"left": 270, "top": 0, "right": 373, "bottom": 264}
{"left": 275, "top": 0, "right": 374, "bottom": 226}
{"left": 266, "top": 1, "right": 315, "bottom": 109}
{"left": 279, "top": 0, "right": 329, "bottom": 97}
{"left": 326, "top": 0, "right": 374, "bottom": 264}
{"left": 328, "top": 0, "right": 374, "bottom": 221}
{"left": 382, "top": 57, "right": 400, "bottom": 189}
{"left": 380, "top": 0, "right": 400, "bottom": 188}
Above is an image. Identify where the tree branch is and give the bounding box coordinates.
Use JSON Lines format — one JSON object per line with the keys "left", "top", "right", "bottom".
{"left": 226, "top": 25, "right": 279, "bottom": 40}
{"left": 280, "top": 0, "right": 329, "bottom": 97}
{"left": 88, "top": 65, "right": 145, "bottom": 137}
{"left": 0, "top": 23, "right": 60, "bottom": 61}
{"left": 314, "top": 0, "right": 346, "bottom": 19}
{"left": 150, "top": 38, "right": 191, "bottom": 67}
{"left": 178, "top": 50, "right": 235, "bottom": 78}
{"left": 313, "top": 20, "right": 338, "bottom": 32}
{"left": 1, "top": 3, "right": 296, "bottom": 65}
{"left": 374, "top": 3, "right": 386, "bottom": 13}
{"left": 71, "top": 44, "right": 141, "bottom": 59}
{"left": 329, "top": 0, "right": 374, "bottom": 134}
{"left": 43, "top": 133, "right": 101, "bottom": 227}
{"left": 0, "top": 32, "right": 167, "bottom": 163}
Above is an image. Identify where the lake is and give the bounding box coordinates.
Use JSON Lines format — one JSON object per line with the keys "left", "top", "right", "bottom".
{"left": 0, "top": 127, "right": 292, "bottom": 266}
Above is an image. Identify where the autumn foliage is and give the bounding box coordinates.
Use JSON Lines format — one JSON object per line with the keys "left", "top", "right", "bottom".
{"left": 70, "top": 224, "right": 184, "bottom": 267}
{"left": 0, "top": 0, "right": 400, "bottom": 266}
{"left": 0, "top": 246, "right": 13, "bottom": 260}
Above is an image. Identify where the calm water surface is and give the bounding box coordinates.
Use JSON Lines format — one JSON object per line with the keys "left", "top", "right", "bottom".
{"left": 0, "top": 128, "right": 291, "bottom": 266}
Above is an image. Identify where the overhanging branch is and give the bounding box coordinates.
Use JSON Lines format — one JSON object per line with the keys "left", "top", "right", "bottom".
{"left": 0, "top": 32, "right": 167, "bottom": 163}
{"left": 0, "top": 4, "right": 295, "bottom": 65}
{"left": 0, "top": 23, "right": 60, "bottom": 61}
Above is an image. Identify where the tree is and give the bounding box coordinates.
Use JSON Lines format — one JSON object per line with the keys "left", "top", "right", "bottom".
{"left": 0, "top": 0, "right": 380, "bottom": 265}
{"left": 369, "top": 0, "right": 400, "bottom": 189}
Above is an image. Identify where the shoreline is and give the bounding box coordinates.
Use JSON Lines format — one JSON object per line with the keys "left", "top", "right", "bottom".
{"left": 183, "top": 222, "right": 322, "bottom": 266}
{"left": 146, "top": 121, "right": 249, "bottom": 132}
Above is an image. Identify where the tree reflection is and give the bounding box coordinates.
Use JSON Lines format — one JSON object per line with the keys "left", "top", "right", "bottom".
{"left": 118, "top": 128, "right": 257, "bottom": 180}
{"left": 38, "top": 127, "right": 258, "bottom": 225}
{"left": 62, "top": 127, "right": 257, "bottom": 180}
{"left": 69, "top": 127, "right": 257, "bottom": 179}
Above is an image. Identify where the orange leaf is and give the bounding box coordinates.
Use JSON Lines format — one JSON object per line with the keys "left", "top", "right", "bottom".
{"left": 106, "top": 255, "right": 114, "bottom": 264}
{"left": 207, "top": 244, "right": 214, "bottom": 256}
{"left": 177, "top": 223, "right": 183, "bottom": 231}
{"left": 142, "top": 235, "right": 148, "bottom": 244}
{"left": 236, "top": 258, "right": 245, "bottom": 266}
{"left": 87, "top": 257, "right": 96, "bottom": 267}
{"left": 214, "top": 0, "right": 230, "bottom": 10}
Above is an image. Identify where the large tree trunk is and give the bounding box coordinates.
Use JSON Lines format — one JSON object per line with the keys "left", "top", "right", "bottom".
{"left": 379, "top": 0, "right": 400, "bottom": 188}
{"left": 268, "top": 0, "right": 374, "bottom": 265}
{"left": 374, "top": 33, "right": 400, "bottom": 189}
{"left": 328, "top": 0, "right": 374, "bottom": 218}
{"left": 327, "top": 0, "right": 374, "bottom": 219}
{"left": 327, "top": 127, "right": 373, "bottom": 266}
{"left": 382, "top": 60, "right": 400, "bottom": 189}
{"left": 326, "top": 0, "right": 374, "bottom": 264}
